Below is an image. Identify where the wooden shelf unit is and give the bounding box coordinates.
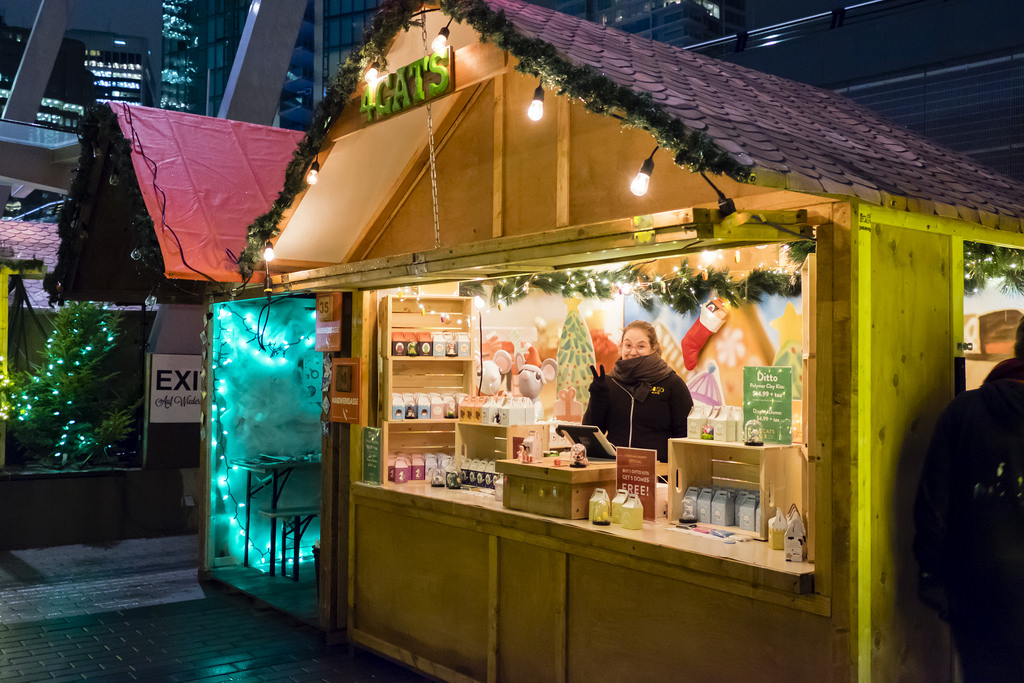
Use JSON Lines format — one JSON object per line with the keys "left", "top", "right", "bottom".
{"left": 667, "top": 438, "right": 808, "bottom": 541}
{"left": 455, "top": 422, "right": 551, "bottom": 465}
{"left": 378, "top": 295, "right": 474, "bottom": 460}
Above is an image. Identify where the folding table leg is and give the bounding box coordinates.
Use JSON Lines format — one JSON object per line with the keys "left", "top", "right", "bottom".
{"left": 293, "top": 515, "right": 301, "bottom": 582}
{"left": 268, "top": 518, "right": 276, "bottom": 577}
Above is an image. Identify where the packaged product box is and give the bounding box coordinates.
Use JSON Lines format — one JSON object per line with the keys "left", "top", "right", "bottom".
{"left": 785, "top": 505, "right": 807, "bottom": 562}
{"left": 457, "top": 332, "right": 471, "bottom": 357}
{"left": 711, "top": 489, "right": 735, "bottom": 526}
{"left": 391, "top": 331, "right": 410, "bottom": 356}
{"left": 445, "top": 332, "right": 458, "bottom": 357}
{"left": 739, "top": 493, "right": 759, "bottom": 532}
{"left": 391, "top": 393, "right": 404, "bottom": 420}
{"left": 696, "top": 487, "right": 714, "bottom": 524}
{"left": 687, "top": 405, "right": 707, "bottom": 439}
{"left": 416, "top": 331, "right": 433, "bottom": 357}
{"left": 432, "top": 332, "right": 447, "bottom": 356}
{"left": 403, "top": 393, "right": 417, "bottom": 420}
{"left": 416, "top": 393, "right": 431, "bottom": 420}
{"left": 411, "top": 454, "right": 425, "bottom": 480}
{"left": 430, "top": 394, "right": 444, "bottom": 419}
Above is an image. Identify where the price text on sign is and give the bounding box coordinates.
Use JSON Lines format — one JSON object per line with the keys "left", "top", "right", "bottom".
{"left": 743, "top": 366, "right": 793, "bottom": 444}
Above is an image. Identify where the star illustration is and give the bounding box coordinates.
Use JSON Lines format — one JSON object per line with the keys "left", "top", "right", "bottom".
{"left": 770, "top": 302, "right": 802, "bottom": 345}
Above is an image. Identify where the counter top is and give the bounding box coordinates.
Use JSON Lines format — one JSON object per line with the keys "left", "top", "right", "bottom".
{"left": 353, "top": 480, "right": 821, "bottom": 609}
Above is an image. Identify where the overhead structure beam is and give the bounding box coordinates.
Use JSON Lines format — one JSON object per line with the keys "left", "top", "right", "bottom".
{"left": 3, "top": 0, "right": 71, "bottom": 123}
{"left": 218, "top": 0, "right": 308, "bottom": 125}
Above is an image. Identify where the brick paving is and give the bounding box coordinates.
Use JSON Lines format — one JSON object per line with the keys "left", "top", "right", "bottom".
{"left": 0, "top": 536, "right": 426, "bottom": 682}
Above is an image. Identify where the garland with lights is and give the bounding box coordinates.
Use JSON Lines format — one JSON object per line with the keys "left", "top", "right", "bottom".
{"left": 46, "top": 105, "right": 165, "bottom": 304}
{"left": 783, "top": 240, "right": 1024, "bottom": 296}
{"left": 460, "top": 259, "right": 802, "bottom": 316}
{"left": 964, "top": 241, "right": 1024, "bottom": 296}
{"left": 237, "top": 0, "right": 754, "bottom": 277}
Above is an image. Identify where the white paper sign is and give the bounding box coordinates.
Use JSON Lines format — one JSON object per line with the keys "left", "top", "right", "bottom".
{"left": 150, "top": 354, "right": 201, "bottom": 423}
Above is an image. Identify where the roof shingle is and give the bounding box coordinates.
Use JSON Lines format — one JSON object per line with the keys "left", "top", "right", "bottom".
{"left": 483, "top": 0, "right": 1024, "bottom": 227}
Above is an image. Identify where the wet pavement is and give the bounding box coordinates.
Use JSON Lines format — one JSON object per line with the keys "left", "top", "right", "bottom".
{"left": 0, "top": 535, "right": 426, "bottom": 682}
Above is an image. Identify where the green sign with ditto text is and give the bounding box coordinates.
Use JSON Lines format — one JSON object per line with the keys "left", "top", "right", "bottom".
{"left": 363, "top": 426, "right": 382, "bottom": 484}
{"left": 743, "top": 366, "right": 793, "bottom": 445}
{"left": 359, "top": 48, "right": 453, "bottom": 124}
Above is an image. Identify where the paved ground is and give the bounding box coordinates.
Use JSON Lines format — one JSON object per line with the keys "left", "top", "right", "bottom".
{"left": 0, "top": 535, "right": 426, "bottom": 682}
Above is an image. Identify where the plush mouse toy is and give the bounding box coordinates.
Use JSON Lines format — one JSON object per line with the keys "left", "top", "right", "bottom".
{"left": 515, "top": 349, "right": 557, "bottom": 421}
{"left": 478, "top": 349, "right": 513, "bottom": 395}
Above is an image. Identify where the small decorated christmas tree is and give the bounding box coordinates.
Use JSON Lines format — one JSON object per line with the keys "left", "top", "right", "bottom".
{"left": 7, "top": 302, "right": 135, "bottom": 468}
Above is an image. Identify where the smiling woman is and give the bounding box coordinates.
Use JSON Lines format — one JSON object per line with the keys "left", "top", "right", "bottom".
{"left": 582, "top": 320, "right": 693, "bottom": 462}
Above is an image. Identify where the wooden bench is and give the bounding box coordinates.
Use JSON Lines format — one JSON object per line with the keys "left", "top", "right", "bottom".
{"left": 258, "top": 505, "right": 319, "bottom": 582}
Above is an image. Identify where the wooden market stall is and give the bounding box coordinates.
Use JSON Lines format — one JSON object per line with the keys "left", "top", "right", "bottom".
{"left": 200, "top": 0, "right": 1024, "bottom": 680}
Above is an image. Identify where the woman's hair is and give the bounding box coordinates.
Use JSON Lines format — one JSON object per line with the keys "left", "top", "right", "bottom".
{"left": 1016, "top": 316, "right": 1024, "bottom": 359}
{"left": 621, "top": 320, "right": 661, "bottom": 355}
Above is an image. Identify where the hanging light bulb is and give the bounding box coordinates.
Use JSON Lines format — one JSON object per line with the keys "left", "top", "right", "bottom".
{"left": 305, "top": 157, "right": 320, "bottom": 185}
{"left": 432, "top": 22, "right": 451, "bottom": 54}
{"left": 263, "top": 241, "right": 276, "bottom": 263}
{"left": 365, "top": 62, "right": 380, "bottom": 84}
{"left": 527, "top": 84, "right": 544, "bottom": 121}
{"left": 630, "top": 147, "right": 658, "bottom": 197}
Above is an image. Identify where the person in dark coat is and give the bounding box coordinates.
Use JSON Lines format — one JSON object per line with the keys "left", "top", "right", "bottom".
{"left": 914, "top": 316, "right": 1024, "bottom": 682}
{"left": 583, "top": 320, "right": 692, "bottom": 463}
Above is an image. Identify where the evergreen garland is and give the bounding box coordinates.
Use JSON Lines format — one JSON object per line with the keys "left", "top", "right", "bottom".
{"left": 46, "top": 104, "right": 165, "bottom": 304}
{"left": 237, "top": 0, "right": 753, "bottom": 277}
{"left": 964, "top": 241, "right": 1024, "bottom": 296}
{"left": 459, "top": 259, "right": 801, "bottom": 316}
{"left": 0, "top": 259, "right": 45, "bottom": 275}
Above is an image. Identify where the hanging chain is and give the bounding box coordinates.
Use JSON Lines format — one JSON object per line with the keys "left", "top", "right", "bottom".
{"left": 421, "top": 19, "right": 442, "bottom": 249}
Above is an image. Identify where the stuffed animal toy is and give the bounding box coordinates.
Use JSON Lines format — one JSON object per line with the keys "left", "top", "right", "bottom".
{"left": 478, "top": 349, "right": 513, "bottom": 395}
{"left": 515, "top": 350, "right": 557, "bottom": 421}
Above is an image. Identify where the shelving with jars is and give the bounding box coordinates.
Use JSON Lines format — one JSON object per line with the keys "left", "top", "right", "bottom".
{"left": 378, "top": 295, "right": 475, "bottom": 465}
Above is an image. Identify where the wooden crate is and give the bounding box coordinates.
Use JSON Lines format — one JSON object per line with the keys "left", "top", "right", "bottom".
{"left": 456, "top": 422, "right": 551, "bottom": 464}
{"left": 378, "top": 295, "right": 474, "bottom": 463}
{"left": 496, "top": 458, "right": 618, "bottom": 519}
{"left": 381, "top": 420, "right": 457, "bottom": 462}
{"left": 666, "top": 438, "right": 808, "bottom": 540}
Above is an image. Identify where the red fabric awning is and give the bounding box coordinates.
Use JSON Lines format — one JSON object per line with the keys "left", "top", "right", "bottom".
{"left": 112, "top": 102, "right": 303, "bottom": 282}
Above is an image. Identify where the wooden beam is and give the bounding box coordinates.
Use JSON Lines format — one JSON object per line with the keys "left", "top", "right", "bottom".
{"left": 862, "top": 205, "right": 1024, "bottom": 247}
{"left": 492, "top": 74, "right": 504, "bottom": 239}
{"left": 556, "top": 95, "right": 570, "bottom": 227}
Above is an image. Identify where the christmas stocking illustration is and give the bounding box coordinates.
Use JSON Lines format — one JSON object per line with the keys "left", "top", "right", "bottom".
{"left": 681, "top": 297, "right": 727, "bottom": 370}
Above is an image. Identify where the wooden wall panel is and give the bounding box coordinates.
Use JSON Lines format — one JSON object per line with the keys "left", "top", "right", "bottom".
{"left": 868, "top": 223, "right": 954, "bottom": 681}
{"left": 353, "top": 504, "right": 490, "bottom": 680}
{"left": 368, "top": 83, "right": 495, "bottom": 259}
{"left": 565, "top": 555, "right": 836, "bottom": 682}
{"left": 496, "top": 538, "right": 565, "bottom": 682}
{"left": 565, "top": 100, "right": 765, "bottom": 227}
{"left": 501, "top": 73, "right": 558, "bottom": 237}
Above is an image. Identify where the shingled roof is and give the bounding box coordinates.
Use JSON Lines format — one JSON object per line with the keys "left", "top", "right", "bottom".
{"left": 0, "top": 219, "right": 57, "bottom": 310}
{"left": 476, "top": 0, "right": 1024, "bottom": 229}
{"left": 241, "top": 0, "right": 1024, "bottom": 273}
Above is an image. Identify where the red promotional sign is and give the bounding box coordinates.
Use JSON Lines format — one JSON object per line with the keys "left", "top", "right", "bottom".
{"left": 616, "top": 447, "right": 657, "bottom": 520}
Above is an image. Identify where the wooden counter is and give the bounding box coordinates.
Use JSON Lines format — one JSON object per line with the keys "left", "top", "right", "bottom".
{"left": 350, "top": 481, "right": 829, "bottom": 682}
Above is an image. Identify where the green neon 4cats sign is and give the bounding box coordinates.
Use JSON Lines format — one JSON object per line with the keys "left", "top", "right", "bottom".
{"left": 360, "top": 49, "right": 453, "bottom": 124}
